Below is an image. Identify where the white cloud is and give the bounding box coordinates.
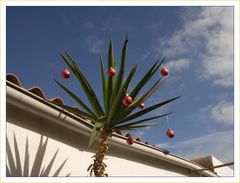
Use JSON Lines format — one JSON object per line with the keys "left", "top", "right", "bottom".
{"left": 141, "top": 51, "right": 151, "bottom": 61}
{"left": 148, "top": 21, "right": 163, "bottom": 30}
{"left": 166, "top": 58, "right": 191, "bottom": 72}
{"left": 85, "top": 21, "right": 94, "bottom": 29}
{"left": 200, "top": 100, "right": 233, "bottom": 125}
{"left": 101, "top": 17, "right": 120, "bottom": 31}
{"left": 85, "top": 35, "right": 105, "bottom": 54}
{"left": 157, "top": 7, "right": 233, "bottom": 87}
{"left": 157, "top": 130, "right": 233, "bottom": 163}
{"left": 210, "top": 101, "right": 233, "bottom": 125}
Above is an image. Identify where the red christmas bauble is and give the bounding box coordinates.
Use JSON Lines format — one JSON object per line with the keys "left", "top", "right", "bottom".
{"left": 166, "top": 128, "right": 175, "bottom": 138}
{"left": 61, "top": 68, "right": 70, "bottom": 79}
{"left": 138, "top": 103, "right": 145, "bottom": 109}
{"left": 126, "top": 136, "right": 134, "bottom": 145}
{"left": 122, "top": 95, "right": 133, "bottom": 106}
{"left": 161, "top": 67, "right": 169, "bottom": 76}
{"left": 107, "top": 67, "right": 116, "bottom": 77}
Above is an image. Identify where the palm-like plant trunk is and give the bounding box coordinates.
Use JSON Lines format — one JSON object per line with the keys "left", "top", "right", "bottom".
{"left": 92, "top": 129, "right": 111, "bottom": 177}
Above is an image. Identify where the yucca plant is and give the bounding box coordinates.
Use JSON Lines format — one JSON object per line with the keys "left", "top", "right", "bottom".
{"left": 52, "top": 38, "right": 180, "bottom": 177}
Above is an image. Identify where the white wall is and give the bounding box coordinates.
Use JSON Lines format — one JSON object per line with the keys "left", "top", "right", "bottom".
{"left": 211, "top": 156, "right": 233, "bottom": 176}
{"left": 7, "top": 119, "right": 190, "bottom": 177}
{"left": 6, "top": 84, "right": 216, "bottom": 177}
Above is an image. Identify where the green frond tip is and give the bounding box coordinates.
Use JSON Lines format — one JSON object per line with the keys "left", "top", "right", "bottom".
{"left": 107, "top": 65, "right": 137, "bottom": 125}
{"left": 108, "top": 39, "right": 115, "bottom": 68}
{"left": 59, "top": 51, "right": 104, "bottom": 117}
{"left": 108, "top": 37, "right": 128, "bottom": 112}
{"left": 53, "top": 79, "right": 97, "bottom": 119}
{"left": 114, "top": 112, "right": 172, "bottom": 128}
{"left": 89, "top": 122, "right": 103, "bottom": 146}
{"left": 114, "top": 123, "right": 160, "bottom": 131}
{"left": 100, "top": 57, "right": 107, "bottom": 112}
{"left": 121, "top": 96, "right": 181, "bottom": 123}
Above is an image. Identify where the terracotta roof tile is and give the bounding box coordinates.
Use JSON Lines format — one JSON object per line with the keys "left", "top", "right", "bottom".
{"left": 7, "top": 73, "right": 22, "bottom": 86}
{"left": 7, "top": 73, "right": 64, "bottom": 104}
{"left": 135, "top": 137, "right": 141, "bottom": 142}
{"left": 6, "top": 73, "right": 168, "bottom": 152}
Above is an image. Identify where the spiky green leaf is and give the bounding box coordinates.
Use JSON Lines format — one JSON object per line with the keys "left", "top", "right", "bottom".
{"left": 106, "top": 40, "right": 115, "bottom": 114}
{"left": 100, "top": 57, "right": 107, "bottom": 111}
{"left": 89, "top": 122, "right": 103, "bottom": 146}
{"left": 120, "top": 96, "right": 181, "bottom": 123}
{"left": 111, "top": 59, "right": 164, "bottom": 123}
{"left": 114, "top": 123, "right": 160, "bottom": 131}
{"left": 112, "top": 77, "right": 165, "bottom": 124}
{"left": 54, "top": 79, "right": 96, "bottom": 118}
{"left": 109, "top": 38, "right": 128, "bottom": 108}
{"left": 49, "top": 101, "right": 96, "bottom": 122}
{"left": 107, "top": 65, "right": 137, "bottom": 125}
{"left": 61, "top": 52, "right": 104, "bottom": 116}
{"left": 130, "top": 57, "right": 165, "bottom": 99}
{"left": 114, "top": 112, "right": 172, "bottom": 128}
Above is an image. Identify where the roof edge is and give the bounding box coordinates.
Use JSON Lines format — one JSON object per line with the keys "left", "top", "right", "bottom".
{"left": 6, "top": 80, "right": 218, "bottom": 177}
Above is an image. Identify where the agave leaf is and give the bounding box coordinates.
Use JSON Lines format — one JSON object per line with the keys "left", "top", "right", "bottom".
{"left": 63, "top": 51, "right": 103, "bottom": 114}
{"left": 61, "top": 52, "right": 104, "bottom": 117}
{"left": 54, "top": 79, "right": 96, "bottom": 118}
{"left": 87, "top": 164, "right": 93, "bottom": 172}
{"left": 100, "top": 57, "right": 107, "bottom": 112}
{"left": 113, "top": 77, "right": 165, "bottom": 124}
{"left": 130, "top": 57, "right": 165, "bottom": 99}
{"left": 106, "top": 40, "right": 115, "bottom": 113}
{"left": 97, "top": 115, "right": 107, "bottom": 123}
{"left": 114, "top": 123, "right": 160, "bottom": 131}
{"left": 107, "top": 65, "right": 137, "bottom": 125}
{"left": 114, "top": 112, "right": 172, "bottom": 128}
{"left": 120, "top": 96, "right": 181, "bottom": 123}
{"left": 59, "top": 52, "right": 75, "bottom": 71}
{"left": 108, "top": 40, "right": 115, "bottom": 68}
{"left": 112, "top": 59, "right": 164, "bottom": 123}
{"left": 50, "top": 101, "right": 96, "bottom": 122}
{"left": 109, "top": 38, "right": 128, "bottom": 109}
{"left": 89, "top": 122, "right": 103, "bottom": 146}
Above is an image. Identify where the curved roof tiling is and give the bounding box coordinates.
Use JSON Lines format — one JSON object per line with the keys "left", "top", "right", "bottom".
{"left": 6, "top": 73, "right": 160, "bottom": 148}
{"left": 7, "top": 73, "right": 64, "bottom": 104}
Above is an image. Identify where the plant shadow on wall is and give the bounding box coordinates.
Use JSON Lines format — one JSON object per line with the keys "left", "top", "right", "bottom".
{"left": 6, "top": 133, "right": 70, "bottom": 177}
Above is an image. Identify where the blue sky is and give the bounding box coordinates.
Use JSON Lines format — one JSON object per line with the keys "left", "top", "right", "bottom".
{"left": 6, "top": 6, "right": 234, "bottom": 163}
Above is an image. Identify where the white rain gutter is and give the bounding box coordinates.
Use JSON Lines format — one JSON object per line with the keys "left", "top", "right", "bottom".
{"left": 6, "top": 81, "right": 218, "bottom": 177}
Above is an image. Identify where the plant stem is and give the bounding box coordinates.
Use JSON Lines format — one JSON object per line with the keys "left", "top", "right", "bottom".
{"left": 92, "top": 129, "right": 110, "bottom": 177}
